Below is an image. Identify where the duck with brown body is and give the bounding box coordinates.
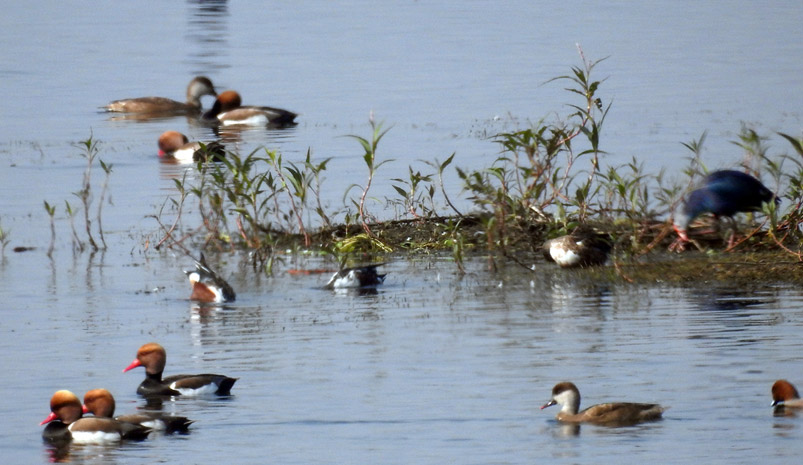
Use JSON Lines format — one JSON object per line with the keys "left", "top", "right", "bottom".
{"left": 771, "top": 379, "right": 803, "bottom": 415}
{"left": 123, "top": 342, "right": 237, "bottom": 397}
{"left": 103, "top": 76, "right": 217, "bottom": 116}
{"left": 542, "top": 229, "right": 612, "bottom": 268}
{"left": 83, "top": 388, "right": 193, "bottom": 433}
{"left": 41, "top": 390, "right": 151, "bottom": 444}
{"left": 541, "top": 382, "right": 666, "bottom": 426}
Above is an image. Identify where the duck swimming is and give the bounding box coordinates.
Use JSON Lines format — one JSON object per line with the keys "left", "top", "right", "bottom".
{"left": 157, "top": 131, "right": 225, "bottom": 163}
{"left": 123, "top": 342, "right": 237, "bottom": 397}
{"left": 202, "top": 90, "right": 298, "bottom": 128}
{"left": 541, "top": 381, "right": 666, "bottom": 426}
{"left": 103, "top": 76, "right": 217, "bottom": 116}
{"left": 771, "top": 379, "right": 803, "bottom": 413}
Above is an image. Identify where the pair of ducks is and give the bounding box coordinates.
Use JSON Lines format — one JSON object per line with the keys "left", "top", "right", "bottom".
{"left": 42, "top": 342, "right": 236, "bottom": 444}
{"left": 104, "top": 76, "right": 298, "bottom": 163}
{"left": 185, "top": 253, "right": 386, "bottom": 304}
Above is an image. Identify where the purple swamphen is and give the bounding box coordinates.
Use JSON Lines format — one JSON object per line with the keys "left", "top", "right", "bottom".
{"left": 671, "top": 169, "right": 778, "bottom": 250}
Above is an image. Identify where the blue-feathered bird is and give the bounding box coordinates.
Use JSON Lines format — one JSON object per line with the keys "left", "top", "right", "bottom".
{"left": 672, "top": 170, "right": 778, "bottom": 247}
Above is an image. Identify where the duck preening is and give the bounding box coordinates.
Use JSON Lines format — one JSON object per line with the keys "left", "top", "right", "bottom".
{"left": 103, "top": 76, "right": 217, "bottom": 116}
{"left": 542, "top": 230, "right": 612, "bottom": 268}
{"left": 541, "top": 382, "right": 666, "bottom": 426}
{"left": 123, "top": 342, "right": 238, "bottom": 397}
{"left": 185, "top": 253, "right": 236, "bottom": 303}
{"left": 325, "top": 264, "right": 386, "bottom": 289}
{"left": 671, "top": 169, "right": 778, "bottom": 250}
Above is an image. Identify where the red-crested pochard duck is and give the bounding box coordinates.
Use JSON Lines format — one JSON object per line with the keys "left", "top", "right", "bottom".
{"left": 157, "top": 131, "right": 225, "bottom": 163}
{"left": 82, "top": 388, "right": 192, "bottom": 433}
{"left": 41, "top": 390, "right": 151, "bottom": 444}
{"left": 772, "top": 379, "right": 803, "bottom": 413}
{"left": 123, "top": 343, "right": 237, "bottom": 397}
{"left": 202, "top": 90, "right": 297, "bottom": 128}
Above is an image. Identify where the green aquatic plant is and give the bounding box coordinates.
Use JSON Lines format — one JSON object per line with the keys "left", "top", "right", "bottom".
{"left": 43, "top": 201, "right": 56, "bottom": 258}
{"left": 345, "top": 115, "right": 393, "bottom": 237}
{"left": 0, "top": 219, "right": 9, "bottom": 259}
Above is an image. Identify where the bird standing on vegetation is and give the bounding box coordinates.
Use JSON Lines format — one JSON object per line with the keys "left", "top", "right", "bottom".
{"left": 671, "top": 169, "right": 778, "bottom": 250}
{"left": 185, "top": 253, "right": 236, "bottom": 303}
{"left": 542, "top": 230, "right": 612, "bottom": 268}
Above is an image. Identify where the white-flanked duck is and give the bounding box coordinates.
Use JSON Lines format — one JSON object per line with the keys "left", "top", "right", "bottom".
{"left": 185, "top": 253, "right": 236, "bottom": 303}
{"left": 541, "top": 381, "right": 666, "bottom": 426}
{"left": 41, "top": 390, "right": 151, "bottom": 444}
{"left": 123, "top": 342, "right": 237, "bottom": 397}
{"left": 325, "top": 263, "right": 386, "bottom": 289}
{"left": 203, "top": 90, "right": 298, "bottom": 128}
{"left": 83, "top": 388, "right": 193, "bottom": 433}
{"left": 157, "top": 131, "right": 225, "bottom": 164}
{"left": 103, "top": 76, "right": 217, "bottom": 116}
{"left": 671, "top": 169, "right": 778, "bottom": 250}
{"left": 542, "top": 230, "right": 612, "bottom": 268}
{"left": 772, "top": 379, "right": 803, "bottom": 413}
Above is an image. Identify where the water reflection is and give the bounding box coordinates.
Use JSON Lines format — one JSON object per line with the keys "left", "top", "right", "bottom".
{"left": 186, "top": 0, "right": 230, "bottom": 74}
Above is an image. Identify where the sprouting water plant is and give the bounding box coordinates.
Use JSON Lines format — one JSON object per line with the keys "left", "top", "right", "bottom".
{"left": 345, "top": 115, "right": 393, "bottom": 237}
{"left": 0, "top": 219, "right": 10, "bottom": 259}
{"left": 44, "top": 201, "right": 56, "bottom": 258}
{"left": 64, "top": 200, "right": 82, "bottom": 252}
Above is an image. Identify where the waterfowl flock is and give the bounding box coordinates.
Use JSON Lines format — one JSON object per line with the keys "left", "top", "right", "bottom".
{"left": 41, "top": 77, "right": 792, "bottom": 454}
{"left": 101, "top": 76, "right": 298, "bottom": 164}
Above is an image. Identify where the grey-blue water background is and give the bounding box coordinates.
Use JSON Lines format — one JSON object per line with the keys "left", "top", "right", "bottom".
{"left": 2, "top": 1, "right": 803, "bottom": 463}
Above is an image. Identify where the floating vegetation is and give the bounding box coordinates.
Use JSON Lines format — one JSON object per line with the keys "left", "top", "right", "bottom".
{"left": 37, "top": 49, "right": 803, "bottom": 281}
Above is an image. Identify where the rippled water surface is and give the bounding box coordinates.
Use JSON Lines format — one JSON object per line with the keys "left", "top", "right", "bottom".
{"left": 2, "top": 1, "right": 803, "bottom": 464}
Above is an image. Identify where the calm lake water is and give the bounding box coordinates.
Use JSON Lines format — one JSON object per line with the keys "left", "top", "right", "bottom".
{"left": 2, "top": 1, "right": 803, "bottom": 463}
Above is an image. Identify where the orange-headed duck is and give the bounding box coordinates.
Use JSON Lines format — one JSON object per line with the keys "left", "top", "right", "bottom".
{"left": 772, "top": 379, "right": 803, "bottom": 413}
{"left": 203, "top": 90, "right": 298, "bottom": 128}
{"left": 541, "top": 382, "right": 666, "bottom": 426}
{"left": 325, "top": 264, "right": 386, "bottom": 289}
{"left": 103, "top": 76, "right": 217, "bottom": 115}
{"left": 157, "top": 131, "right": 225, "bottom": 163}
{"left": 83, "top": 388, "right": 192, "bottom": 433}
{"left": 185, "top": 253, "right": 236, "bottom": 303}
{"left": 123, "top": 342, "right": 237, "bottom": 397}
{"left": 542, "top": 230, "right": 612, "bottom": 268}
{"left": 41, "top": 390, "right": 151, "bottom": 444}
